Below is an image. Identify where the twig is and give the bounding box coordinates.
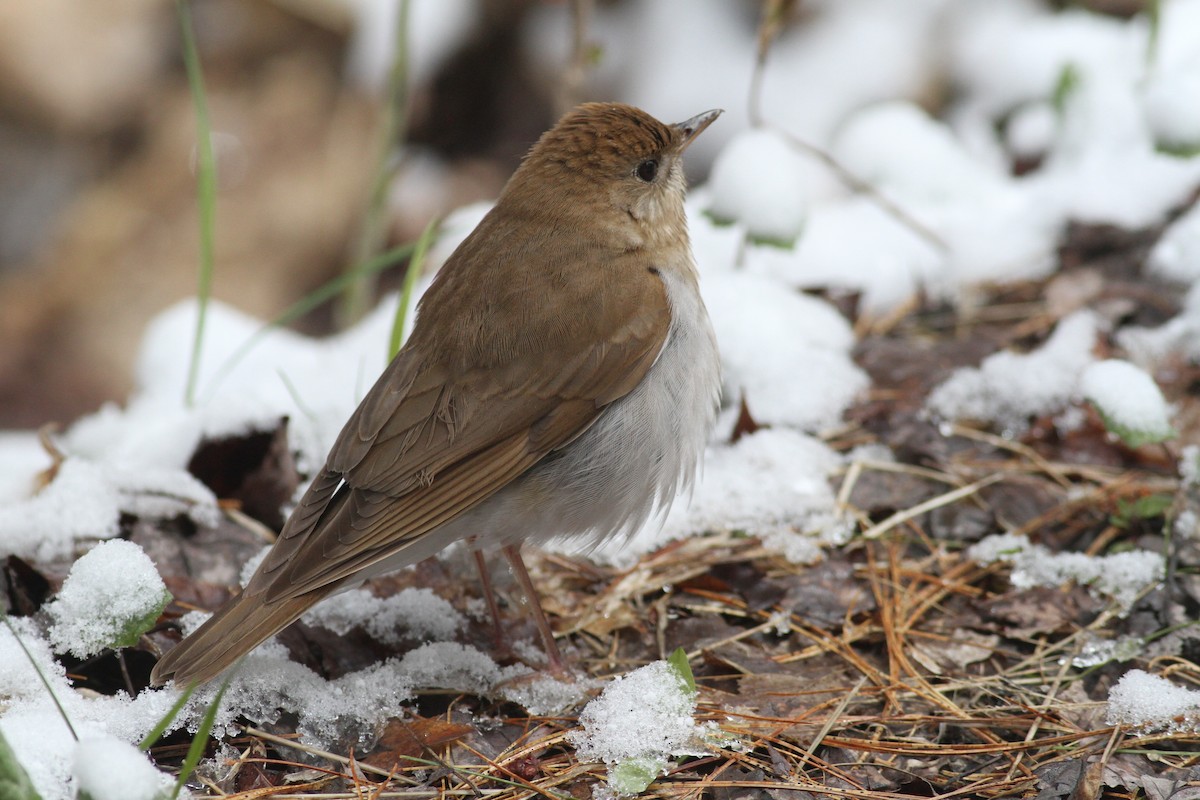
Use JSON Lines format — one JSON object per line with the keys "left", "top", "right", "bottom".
{"left": 860, "top": 474, "right": 1003, "bottom": 539}
{"left": 748, "top": 0, "right": 796, "bottom": 127}
{"left": 769, "top": 124, "right": 947, "bottom": 253}
{"left": 946, "top": 423, "right": 1073, "bottom": 489}
{"left": 556, "top": 0, "right": 594, "bottom": 116}
{"left": 804, "top": 677, "right": 866, "bottom": 760}
{"left": 241, "top": 726, "right": 419, "bottom": 785}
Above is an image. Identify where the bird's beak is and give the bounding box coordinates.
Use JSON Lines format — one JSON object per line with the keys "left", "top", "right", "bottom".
{"left": 672, "top": 109, "right": 722, "bottom": 151}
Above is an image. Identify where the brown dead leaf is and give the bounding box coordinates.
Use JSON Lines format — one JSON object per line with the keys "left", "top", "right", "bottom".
{"left": 233, "top": 739, "right": 280, "bottom": 793}
{"left": 845, "top": 466, "right": 941, "bottom": 519}
{"left": 187, "top": 419, "right": 299, "bottom": 531}
{"left": 133, "top": 513, "right": 264, "bottom": 588}
{"left": 730, "top": 655, "right": 879, "bottom": 733}
{"left": 908, "top": 630, "right": 999, "bottom": 675}
{"left": 362, "top": 717, "right": 476, "bottom": 771}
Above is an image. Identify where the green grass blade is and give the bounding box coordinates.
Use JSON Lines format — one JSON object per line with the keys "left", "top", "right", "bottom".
{"left": 177, "top": 0, "right": 218, "bottom": 408}
{"left": 667, "top": 646, "right": 697, "bottom": 694}
{"left": 139, "top": 681, "right": 198, "bottom": 751}
{"left": 340, "top": 0, "right": 412, "bottom": 326}
{"left": 388, "top": 216, "right": 439, "bottom": 360}
{"left": 0, "top": 728, "right": 42, "bottom": 800}
{"left": 1146, "top": 0, "right": 1161, "bottom": 67}
{"left": 1, "top": 615, "right": 77, "bottom": 742}
{"left": 169, "top": 678, "right": 229, "bottom": 800}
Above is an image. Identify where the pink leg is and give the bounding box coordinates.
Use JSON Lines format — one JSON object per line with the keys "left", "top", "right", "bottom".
{"left": 503, "top": 545, "right": 566, "bottom": 673}
{"left": 472, "top": 547, "right": 506, "bottom": 649}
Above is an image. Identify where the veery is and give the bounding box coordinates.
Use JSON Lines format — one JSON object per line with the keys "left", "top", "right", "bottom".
{"left": 151, "top": 102, "right": 722, "bottom": 686}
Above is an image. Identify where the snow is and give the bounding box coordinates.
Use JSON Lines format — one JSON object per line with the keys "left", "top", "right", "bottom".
{"left": 1080, "top": 359, "right": 1175, "bottom": 446}
{"left": 0, "top": 459, "right": 122, "bottom": 562}
{"left": 587, "top": 428, "right": 846, "bottom": 568}
{"left": 1182, "top": 445, "right": 1200, "bottom": 487}
{"left": 0, "top": 431, "right": 50, "bottom": 503}
{"left": 0, "top": 618, "right": 181, "bottom": 800}
{"left": 203, "top": 638, "right": 586, "bottom": 746}
{"left": 1118, "top": 283, "right": 1200, "bottom": 368}
{"left": 502, "top": 673, "right": 594, "bottom": 717}
{"left": 1107, "top": 669, "right": 1200, "bottom": 732}
{"left": 568, "top": 660, "right": 708, "bottom": 794}
{"left": 302, "top": 586, "right": 465, "bottom": 644}
{"left": 927, "top": 311, "right": 1100, "bottom": 432}
{"left": 747, "top": 196, "right": 942, "bottom": 315}
{"left": 705, "top": 127, "right": 822, "bottom": 243}
{"left": 0, "top": 457, "right": 219, "bottom": 563}
{"left": 969, "top": 533, "right": 1164, "bottom": 610}
{"left": 345, "top": 0, "right": 476, "bottom": 91}
{"left": 0, "top": 616, "right": 67, "bottom": 704}
{"left": 47, "top": 539, "right": 171, "bottom": 658}
{"left": 832, "top": 101, "right": 1059, "bottom": 291}
{"left": 1070, "top": 634, "right": 1144, "bottom": 668}
{"left": 835, "top": 101, "right": 1003, "bottom": 204}
{"left": 1004, "top": 101, "right": 1057, "bottom": 160}
{"left": 1142, "top": 0, "right": 1200, "bottom": 148}
{"left": 702, "top": 272, "right": 868, "bottom": 430}
{"left": 1149, "top": 201, "right": 1200, "bottom": 283}
{"left": 73, "top": 736, "right": 172, "bottom": 800}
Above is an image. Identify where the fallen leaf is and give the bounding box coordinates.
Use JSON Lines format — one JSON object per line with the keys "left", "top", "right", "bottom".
{"left": 362, "top": 716, "right": 476, "bottom": 771}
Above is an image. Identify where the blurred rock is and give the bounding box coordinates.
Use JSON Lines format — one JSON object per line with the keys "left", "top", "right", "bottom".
{"left": 0, "top": 54, "right": 377, "bottom": 427}
{"left": 0, "top": 0, "right": 167, "bottom": 131}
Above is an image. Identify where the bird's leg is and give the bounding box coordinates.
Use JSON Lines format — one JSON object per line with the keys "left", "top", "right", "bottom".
{"left": 502, "top": 545, "right": 567, "bottom": 673}
{"left": 471, "top": 546, "right": 506, "bottom": 649}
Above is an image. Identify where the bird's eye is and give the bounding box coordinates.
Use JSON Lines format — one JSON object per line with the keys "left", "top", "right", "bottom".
{"left": 635, "top": 159, "right": 659, "bottom": 182}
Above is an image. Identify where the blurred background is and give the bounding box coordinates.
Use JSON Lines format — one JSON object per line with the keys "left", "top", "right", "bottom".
{"left": 0, "top": 0, "right": 1147, "bottom": 429}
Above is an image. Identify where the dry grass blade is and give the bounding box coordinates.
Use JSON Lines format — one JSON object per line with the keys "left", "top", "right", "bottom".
{"left": 860, "top": 474, "right": 1003, "bottom": 539}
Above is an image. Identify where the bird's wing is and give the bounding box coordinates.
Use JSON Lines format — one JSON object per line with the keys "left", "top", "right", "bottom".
{"left": 250, "top": 265, "right": 671, "bottom": 601}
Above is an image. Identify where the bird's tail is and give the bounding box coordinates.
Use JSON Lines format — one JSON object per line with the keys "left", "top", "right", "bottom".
{"left": 149, "top": 589, "right": 324, "bottom": 687}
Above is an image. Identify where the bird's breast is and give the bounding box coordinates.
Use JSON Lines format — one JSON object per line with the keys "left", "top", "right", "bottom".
{"left": 496, "top": 260, "right": 721, "bottom": 549}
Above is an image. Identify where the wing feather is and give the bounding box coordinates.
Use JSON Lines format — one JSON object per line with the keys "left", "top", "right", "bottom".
{"left": 254, "top": 258, "right": 670, "bottom": 602}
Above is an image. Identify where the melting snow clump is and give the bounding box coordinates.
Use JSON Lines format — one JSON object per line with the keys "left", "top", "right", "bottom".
{"left": 702, "top": 272, "right": 868, "bottom": 430}
{"left": 705, "top": 127, "right": 813, "bottom": 245}
{"left": 1149, "top": 201, "right": 1200, "bottom": 283}
{"left": 73, "top": 736, "right": 172, "bottom": 800}
{"left": 1107, "top": 670, "right": 1200, "bottom": 732}
{"left": 1080, "top": 359, "right": 1175, "bottom": 446}
{"left": 0, "top": 456, "right": 219, "bottom": 564}
{"left": 502, "top": 674, "right": 597, "bottom": 716}
{"left": 968, "top": 533, "right": 1163, "bottom": 611}
{"left": 927, "top": 311, "right": 1099, "bottom": 432}
{"left": 47, "top": 539, "right": 172, "bottom": 658}
{"left": 569, "top": 660, "right": 709, "bottom": 794}
{"left": 303, "top": 586, "right": 466, "bottom": 644}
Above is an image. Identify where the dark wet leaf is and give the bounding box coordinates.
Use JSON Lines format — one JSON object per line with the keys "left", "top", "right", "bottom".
{"left": 1034, "top": 759, "right": 1084, "bottom": 800}
{"left": 187, "top": 419, "right": 299, "bottom": 531}
{"left": 1, "top": 556, "right": 50, "bottom": 617}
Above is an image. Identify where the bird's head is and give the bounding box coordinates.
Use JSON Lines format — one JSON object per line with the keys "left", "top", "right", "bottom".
{"left": 504, "top": 103, "right": 721, "bottom": 250}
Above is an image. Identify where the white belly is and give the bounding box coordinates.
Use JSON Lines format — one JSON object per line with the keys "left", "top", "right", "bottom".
{"left": 364, "top": 266, "right": 720, "bottom": 572}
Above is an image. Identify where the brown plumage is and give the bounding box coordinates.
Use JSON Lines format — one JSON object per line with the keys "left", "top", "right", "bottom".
{"left": 150, "top": 103, "right": 721, "bottom": 687}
